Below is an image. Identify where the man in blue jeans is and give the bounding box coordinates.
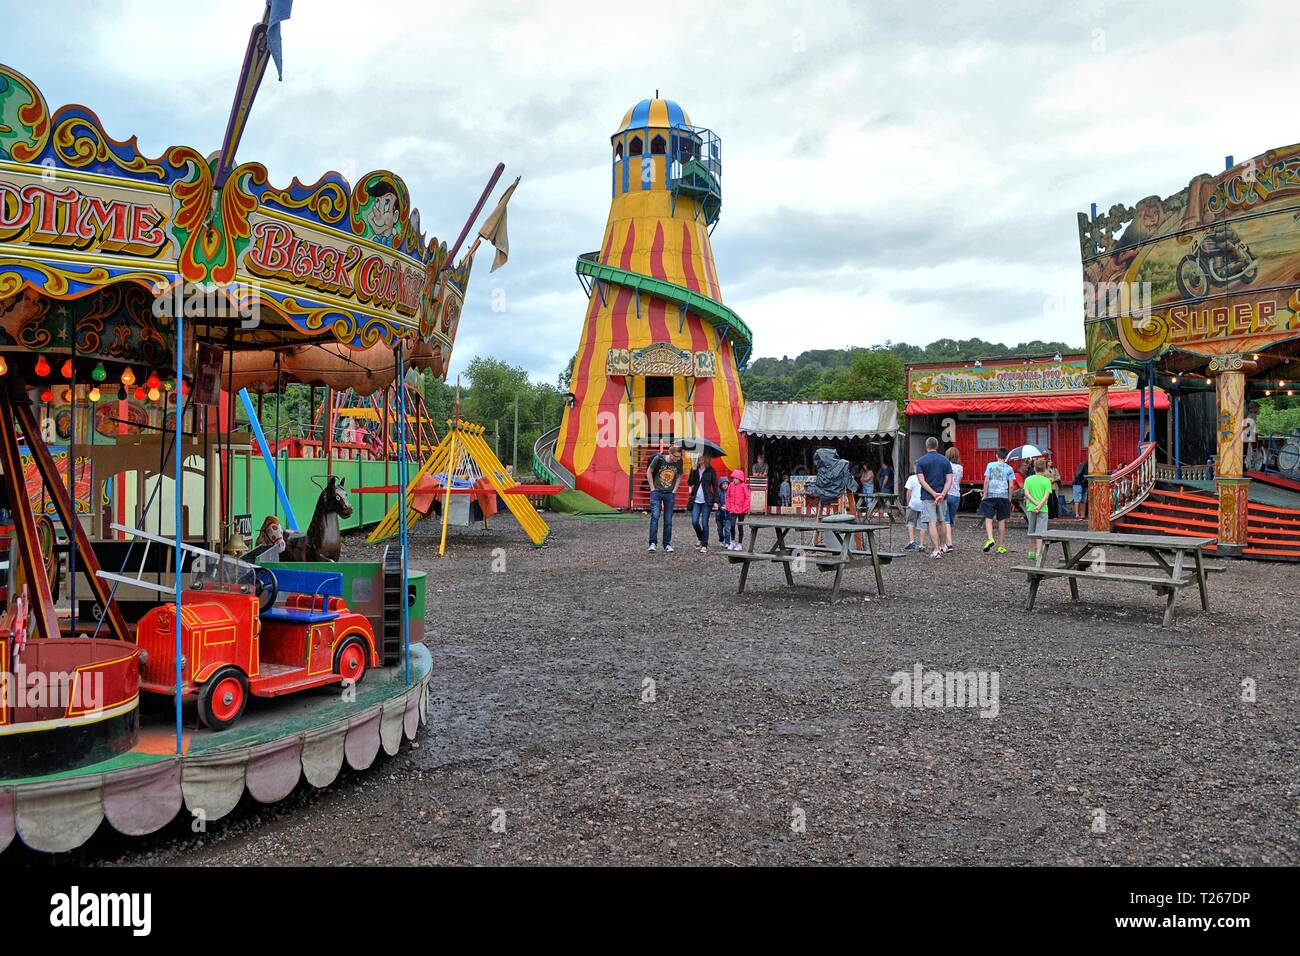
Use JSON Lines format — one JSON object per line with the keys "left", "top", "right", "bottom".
{"left": 646, "top": 444, "right": 683, "bottom": 553}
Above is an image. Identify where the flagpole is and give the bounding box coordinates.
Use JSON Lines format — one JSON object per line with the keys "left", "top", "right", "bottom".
{"left": 214, "top": 5, "right": 273, "bottom": 193}
{"left": 442, "top": 164, "right": 505, "bottom": 270}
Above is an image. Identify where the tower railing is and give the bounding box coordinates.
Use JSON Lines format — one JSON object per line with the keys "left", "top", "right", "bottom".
{"left": 669, "top": 126, "right": 722, "bottom": 228}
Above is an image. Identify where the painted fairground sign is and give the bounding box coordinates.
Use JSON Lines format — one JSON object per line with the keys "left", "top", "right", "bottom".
{"left": 0, "top": 63, "right": 470, "bottom": 371}
{"left": 908, "top": 358, "right": 1138, "bottom": 401}
{"left": 1079, "top": 142, "right": 1300, "bottom": 370}
{"left": 605, "top": 342, "right": 717, "bottom": 377}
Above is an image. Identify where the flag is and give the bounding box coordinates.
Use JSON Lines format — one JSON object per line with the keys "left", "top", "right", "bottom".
{"left": 266, "top": 0, "right": 294, "bottom": 81}
{"left": 477, "top": 176, "right": 520, "bottom": 273}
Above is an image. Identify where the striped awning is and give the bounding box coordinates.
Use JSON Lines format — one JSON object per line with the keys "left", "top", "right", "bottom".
{"left": 739, "top": 401, "right": 900, "bottom": 439}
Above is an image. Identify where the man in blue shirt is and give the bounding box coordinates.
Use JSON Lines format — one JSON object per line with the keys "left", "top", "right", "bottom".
{"left": 915, "top": 436, "right": 953, "bottom": 559}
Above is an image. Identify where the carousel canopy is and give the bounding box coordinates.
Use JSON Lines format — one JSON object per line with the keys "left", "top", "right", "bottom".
{"left": 0, "top": 63, "right": 472, "bottom": 384}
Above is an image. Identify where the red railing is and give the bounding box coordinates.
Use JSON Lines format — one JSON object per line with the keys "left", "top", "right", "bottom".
{"left": 1110, "top": 441, "right": 1158, "bottom": 519}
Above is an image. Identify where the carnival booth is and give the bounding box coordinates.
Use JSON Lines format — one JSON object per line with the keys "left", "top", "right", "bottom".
{"left": 739, "top": 401, "right": 902, "bottom": 513}
{"left": 0, "top": 16, "right": 511, "bottom": 852}
{"left": 905, "top": 355, "right": 1166, "bottom": 513}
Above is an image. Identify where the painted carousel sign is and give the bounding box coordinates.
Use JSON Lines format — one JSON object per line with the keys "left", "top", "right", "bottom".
{"left": 0, "top": 63, "right": 470, "bottom": 372}
{"left": 1080, "top": 142, "right": 1300, "bottom": 369}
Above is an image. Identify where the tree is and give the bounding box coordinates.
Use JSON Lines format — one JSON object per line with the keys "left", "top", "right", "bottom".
{"left": 822, "top": 349, "right": 905, "bottom": 405}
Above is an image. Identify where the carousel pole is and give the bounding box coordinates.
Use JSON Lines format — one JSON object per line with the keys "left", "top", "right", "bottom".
{"left": 323, "top": 385, "right": 334, "bottom": 478}
{"left": 395, "top": 342, "right": 411, "bottom": 686}
{"left": 381, "top": 385, "right": 390, "bottom": 516}
{"left": 172, "top": 304, "right": 185, "bottom": 754}
{"left": 68, "top": 311, "right": 78, "bottom": 632}
{"left": 438, "top": 377, "right": 461, "bottom": 557}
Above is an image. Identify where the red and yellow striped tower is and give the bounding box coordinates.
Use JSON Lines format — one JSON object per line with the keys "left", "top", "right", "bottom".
{"left": 556, "top": 96, "right": 752, "bottom": 507}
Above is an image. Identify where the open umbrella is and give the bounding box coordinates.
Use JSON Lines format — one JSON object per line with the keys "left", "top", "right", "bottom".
{"left": 1005, "top": 444, "right": 1048, "bottom": 462}
{"left": 677, "top": 436, "right": 726, "bottom": 460}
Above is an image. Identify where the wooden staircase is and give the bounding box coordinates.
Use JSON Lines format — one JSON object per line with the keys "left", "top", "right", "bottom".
{"left": 630, "top": 445, "right": 695, "bottom": 512}
{"left": 1115, "top": 483, "right": 1300, "bottom": 561}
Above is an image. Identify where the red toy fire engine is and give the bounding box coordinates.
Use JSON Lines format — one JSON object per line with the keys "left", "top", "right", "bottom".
{"left": 135, "top": 567, "right": 377, "bottom": 730}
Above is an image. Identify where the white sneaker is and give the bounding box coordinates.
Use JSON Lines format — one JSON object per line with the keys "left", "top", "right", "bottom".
{"left": 699, "top": 545, "right": 708, "bottom": 553}
{"left": 648, "top": 543, "right": 657, "bottom": 552}
{"left": 665, "top": 545, "right": 674, "bottom": 553}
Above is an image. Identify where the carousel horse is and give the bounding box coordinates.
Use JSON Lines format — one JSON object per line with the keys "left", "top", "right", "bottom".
{"left": 262, "top": 475, "right": 353, "bottom": 562}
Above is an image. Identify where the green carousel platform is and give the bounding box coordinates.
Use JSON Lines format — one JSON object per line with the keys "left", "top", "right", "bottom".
{"left": 0, "top": 644, "right": 431, "bottom": 854}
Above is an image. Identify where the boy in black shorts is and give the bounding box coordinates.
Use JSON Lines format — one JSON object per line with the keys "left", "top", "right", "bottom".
{"left": 980, "top": 447, "right": 1016, "bottom": 555}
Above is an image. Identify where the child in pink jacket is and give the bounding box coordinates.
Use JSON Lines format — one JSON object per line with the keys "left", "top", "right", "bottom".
{"left": 724, "top": 468, "right": 750, "bottom": 550}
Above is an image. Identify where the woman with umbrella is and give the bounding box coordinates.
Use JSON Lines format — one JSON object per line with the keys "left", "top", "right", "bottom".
{"left": 682, "top": 438, "right": 724, "bottom": 553}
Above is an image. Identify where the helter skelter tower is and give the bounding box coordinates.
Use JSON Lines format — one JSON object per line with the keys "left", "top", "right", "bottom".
{"left": 555, "top": 96, "right": 752, "bottom": 508}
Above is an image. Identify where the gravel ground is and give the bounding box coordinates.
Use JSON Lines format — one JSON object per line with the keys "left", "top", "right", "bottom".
{"left": 9, "top": 510, "right": 1300, "bottom": 866}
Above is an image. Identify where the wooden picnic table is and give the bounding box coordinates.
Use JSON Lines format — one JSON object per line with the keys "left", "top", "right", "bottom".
{"left": 857, "top": 490, "right": 905, "bottom": 523}
{"left": 1014, "top": 529, "right": 1217, "bottom": 626}
{"left": 725, "top": 516, "right": 894, "bottom": 601}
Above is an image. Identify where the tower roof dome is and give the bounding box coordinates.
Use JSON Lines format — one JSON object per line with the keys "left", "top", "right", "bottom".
{"left": 614, "top": 97, "right": 692, "bottom": 136}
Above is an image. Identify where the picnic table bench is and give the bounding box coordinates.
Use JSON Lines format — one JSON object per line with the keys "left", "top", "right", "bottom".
{"left": 1014, "top": 529, "right": 1218, "bottom": 626}
{"left": 724, "top": 516, "right": 896, "bottom": 601}
{"left": 856, "top": 490, "right": 905, "bottom": 524}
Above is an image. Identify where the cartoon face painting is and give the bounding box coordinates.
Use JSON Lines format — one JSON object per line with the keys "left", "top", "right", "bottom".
{"left": 365, "top": 181, "right": 401, "bottom": 246}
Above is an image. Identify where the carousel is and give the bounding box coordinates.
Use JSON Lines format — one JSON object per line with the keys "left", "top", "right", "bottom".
{"left": 0, "top": 17, "right": 509, "bottom": 853}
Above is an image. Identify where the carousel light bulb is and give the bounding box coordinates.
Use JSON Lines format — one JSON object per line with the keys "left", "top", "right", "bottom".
{"left": 163, "top": 378, "right": 175, "bottom": 392}
{"left": 91, "top": 361, "right": 107, "bottom": 383}
{"left": 34, "top": 355, "right": 50, "bottom": 377}
{"left": 0, "top": 355, "right": 7, "bottom": 376}
{"left": 88, "top": 385, "right": 102, "bottom": 403}
{"left": 133, "top": 385, "right": 145, "bottom": 402}
{"left": 146, "top": 371, "right": 161, "bottom": 390}
{"left": 180, "top": 380, "right": 190, "bottom": 397}
{"left": 60, "top": 387, "right": 73, "bottom": 403}
{"left": 61, "top": 358, "right": 73, "bottom": 379}
{"left": 121, "top": 367, "right": 136, "bottom": 388}
{"left": 148, "top": 386, "right": 161, "bottom": 402}
{"left": 40, "top": 388, "right": 53, "bottom": 403}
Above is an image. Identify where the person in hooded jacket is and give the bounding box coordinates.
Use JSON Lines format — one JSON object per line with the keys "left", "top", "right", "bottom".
{"left": 724, "top": 467, "right": 751, "bottom": 550}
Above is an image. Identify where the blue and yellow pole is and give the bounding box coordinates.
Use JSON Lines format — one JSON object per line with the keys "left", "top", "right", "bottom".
{"left": 173, "top": 304, "right": 184, "bottom": 754}
{"left": 395, "top": 343, "right": 411, "bottom": 686}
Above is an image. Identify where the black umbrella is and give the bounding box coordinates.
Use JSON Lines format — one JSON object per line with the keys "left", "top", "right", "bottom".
{"left": 677, "top": 436, "right": 726, "bottom": 460}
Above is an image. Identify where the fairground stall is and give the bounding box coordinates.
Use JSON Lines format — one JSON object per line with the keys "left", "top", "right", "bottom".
{"left": 905, "top": 355, "right": 1166, "bottom": 511}
{"left": 0, "top": 27, "right": 510, "bottom": 853}
{"left": 739, "top": 400, "right": 901, "bottom": 513}
{"left": 1081, "top": 145, "right": 1300, "bottom": 558}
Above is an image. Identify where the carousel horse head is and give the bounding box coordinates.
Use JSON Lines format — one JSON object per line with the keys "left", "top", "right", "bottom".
{"left": 257, "top": 515, "right": 286, "bottom": 551}
{"left": 317, "top": 474, "right": 353, "bottom": 520}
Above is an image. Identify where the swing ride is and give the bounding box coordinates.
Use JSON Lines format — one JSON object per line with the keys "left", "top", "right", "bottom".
{"left": 0, "top": 11, "right": 517, "bottom": 853}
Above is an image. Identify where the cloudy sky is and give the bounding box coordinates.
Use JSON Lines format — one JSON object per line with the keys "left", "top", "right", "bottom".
{"left": 8, "top": 0, "right": 1294, "bottom": 380}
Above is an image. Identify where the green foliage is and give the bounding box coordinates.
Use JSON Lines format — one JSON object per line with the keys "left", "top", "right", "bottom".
{"left": 461, "top": 356, "right": 564, "bottom": 469}
{"left": 559, "top": 351, "right": 576, "bottom": 390}
{"left": 821, "top": 349, "right": 906, "bottom": 405}
{"left": 1257, "top": 398, "right": 1300, "bottom": 436}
